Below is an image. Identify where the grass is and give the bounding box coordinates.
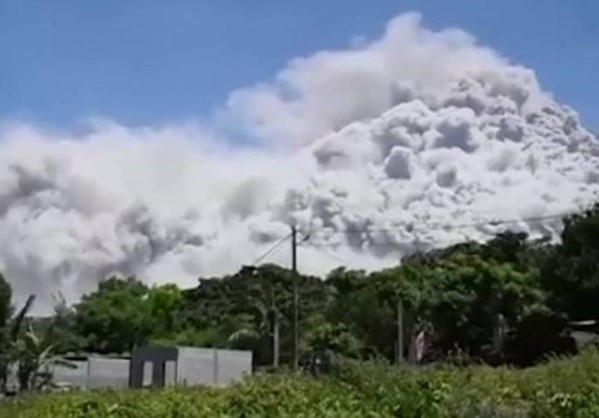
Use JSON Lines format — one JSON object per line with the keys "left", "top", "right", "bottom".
{"left": 3, "top": 350, "right": 599, "bottom": 417}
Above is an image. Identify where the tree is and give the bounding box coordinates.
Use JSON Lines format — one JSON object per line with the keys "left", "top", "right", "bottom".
{"left": 40, "top": 293, "right": 85, "bottom": 354}
{"left": 0, "top": 294, "right": 35, "bottom": 393}
{"left": 542, "top": 204, "right": 599, "bottom": 320}
{"left": 0, "top": 293, "right": 76, "bottom": 393}
{"left": 73, "top": 276, "right": 152, "bottom": 353}
{"left": 183, "top": 264, "right": 331, "bottom": 367}
{"left": 325, "top": 263, "right": 435, "bottom": 361}
{"left": 427, "top": 253, "right": 546, "bottom": 360}
{"left": 12, "top": 324, "right": 76, "bottom": 392}
{"left": 145, "top": 284, "right": 185, "bottom": 337}
{"left": 0, "top": 274, "right": 12, "bottom": 331}
{"left": 226, "top": 266, "right": 288, "bottom": 367}
{"left": 324, "top": 246, "right": 549, "bottom": 364}
{"left": 504, "top": 310, "right": 577, "bottom": 367}
{"left": 0, "top": 274, "right": 12, "bottom": 392}
{"left": 303, "top": 314, "right": 362, "bottom": 360}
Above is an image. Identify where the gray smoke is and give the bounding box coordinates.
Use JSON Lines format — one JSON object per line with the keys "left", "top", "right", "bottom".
{"left": 1, "top": 13, "right": 598, "bottom": 313}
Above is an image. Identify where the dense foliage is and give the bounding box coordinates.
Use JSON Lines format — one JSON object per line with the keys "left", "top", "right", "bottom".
{"left": 4, "top": 349, "right": 599, "bottom": 417}
{"left": 2, "top": 203, "right": 599, "bottom": 394}
{"left": 20, "top": 203, "right": 596, "bottom": 368}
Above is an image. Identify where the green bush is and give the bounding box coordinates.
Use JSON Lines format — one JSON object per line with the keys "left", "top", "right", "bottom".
{"left": 4, "top": 350, "right": 599, "bottom": 417}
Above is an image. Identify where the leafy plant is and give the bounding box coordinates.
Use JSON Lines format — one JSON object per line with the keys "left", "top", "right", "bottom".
{"left": 4, "top": 349, "right": 599, "bottom": 417}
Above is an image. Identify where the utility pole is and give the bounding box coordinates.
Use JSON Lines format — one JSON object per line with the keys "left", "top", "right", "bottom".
{"left": 396, "top": 297, "right": 404, "bottom": 364}
{"left": 291, "top": 225, "right": 299, "bottom": 370}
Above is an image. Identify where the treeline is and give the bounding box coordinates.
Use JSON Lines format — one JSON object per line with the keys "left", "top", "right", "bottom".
{"left": 3, "top": 203, "right": 599, "bottom": 371}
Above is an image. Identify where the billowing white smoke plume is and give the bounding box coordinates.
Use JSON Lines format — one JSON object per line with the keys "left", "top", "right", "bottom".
{"left": 1, "top": 13, "right": 598, "bottom": 312}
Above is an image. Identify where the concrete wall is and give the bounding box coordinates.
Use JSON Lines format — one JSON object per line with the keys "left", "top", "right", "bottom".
{"left": 53, "top": 360, "right": 88, "bottom": 389}
{"left": 176, "top": 347, "right": 215, "bottom": 386}
{"left": 86, "top": 357, "right": 129, "bottom": 389}
{"left": 129, "top": 346, "right": 177, "bottom": 388}
{"left": 7, "top": 346, "right": 252, "bottom": 391}
{"left": 215, "top": 349, "right": 252, "bottom": 386}
{"left": 6, "top": 361, "right": 89, "bottom": 390}
{"left": 52, "top": 358, "right": 129, "bottom": 390}
{"left": 176, "top": 347, "right": 252, "bottom": 387}
{"left": 164, "top": 359, "right": 177, "bottom": 386}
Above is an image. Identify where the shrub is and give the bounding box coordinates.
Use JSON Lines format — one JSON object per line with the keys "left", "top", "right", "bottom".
{"left": 4, "top": 349, "right": 599, "bottom": 417}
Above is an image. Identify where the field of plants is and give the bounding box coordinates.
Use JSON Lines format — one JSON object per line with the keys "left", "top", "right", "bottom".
{"left": 2, "top": 205, "right": 599, "bottom": 415}
{"left": 3, "top": 349, "right": 599, "bottom": 418}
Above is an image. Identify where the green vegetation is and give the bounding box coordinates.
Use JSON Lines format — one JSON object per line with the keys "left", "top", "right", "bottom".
{"left": 3, "top": 203, "right": 599, "bottom": 413}
{"left": 3, "top": 349, "right": 599, "bottom": 417}
{"left": 30, "top": 203, "right": 598, "bottom": 368}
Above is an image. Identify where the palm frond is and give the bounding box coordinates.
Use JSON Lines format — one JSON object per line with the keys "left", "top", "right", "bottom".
{"left": 228, "top": 328, "right": 260, "bottom": 343}
{"left": 11, "top": 295, "right": 36, "bottom": 341}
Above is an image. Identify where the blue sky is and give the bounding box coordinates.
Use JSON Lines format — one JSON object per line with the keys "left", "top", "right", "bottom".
{"left": 1, "top": 0, "right": 598, "bottom": 131}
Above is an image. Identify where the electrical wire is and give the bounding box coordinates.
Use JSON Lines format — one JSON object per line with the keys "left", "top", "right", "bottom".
{"left": 301, "top": 244, "right": 351, "bottom": 266}
{"left": 297, "top": 210, "right": 578, "bottom": 248}
{"left": 248, "top": 209, "right": 582, "bottom": 261}
{"left": 250, "top": 232, "right": 293, "bottom": 266}
{"left": 309, "top": 211, "right": 575, "bottom": 235}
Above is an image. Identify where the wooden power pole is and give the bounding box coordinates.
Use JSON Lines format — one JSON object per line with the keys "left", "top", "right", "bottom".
{"left": 396, "top": 297, "right": 404, "bottom": 364}
{"left": 291, "top": 225, "right": 299, "bottom": 370}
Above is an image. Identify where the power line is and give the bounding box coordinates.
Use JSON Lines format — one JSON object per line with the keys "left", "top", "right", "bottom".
{"left": 248, "top": 209, "right": 578, "bottom": 263}
{"left": 303, "top": 244, "right": 351, "bottom": 266}
{"left": 291, "top": 226, "right": 299, "bottom": 371}
{"left": 306, "top": 211, "right": 575, "bottom": 236}
{"left": 320, "top": 249, "right": 351, "bottom": 266}
{"left": 250, "top": 232, "right": 293, "bottom": 266}
{"left": 295, "top": 211, "right": 578, "bottom": 248}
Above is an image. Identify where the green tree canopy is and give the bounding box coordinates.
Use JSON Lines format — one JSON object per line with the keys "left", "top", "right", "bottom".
{"left": 0, "top": 274, "right": 12, "bottom": 332}
{"left": 18, "top": 203, "right": 599, "bottom": 370}
{"left": 542, "top": 204, "right": 599, "bottom": 320}
{"left": 73, "top": 276, "right": 152, "bottom": 353}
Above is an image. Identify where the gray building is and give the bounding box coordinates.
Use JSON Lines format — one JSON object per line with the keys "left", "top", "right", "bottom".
{"left": 22, "top": 346, "right": 253, "bottom": 391}
{"left": 129, "top": 346, "right": 252, "bottom": 388}
{"left": 51, "top": 354, "right": 130, "bottom": 390}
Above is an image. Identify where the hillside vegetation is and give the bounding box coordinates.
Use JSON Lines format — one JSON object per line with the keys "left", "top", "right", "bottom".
{"left": 3, "top": 349, "right": 599, "bottom": 417}
{"left": 1, "top": 204, "right": 599, "bottom": 414}
{"left": 2, "top": 202, "right": 592, "bottom": 369}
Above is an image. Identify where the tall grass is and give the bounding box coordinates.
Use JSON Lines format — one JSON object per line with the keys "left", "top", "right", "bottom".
{"left": 3, "top": 350, "right": 599, "bottom": 417}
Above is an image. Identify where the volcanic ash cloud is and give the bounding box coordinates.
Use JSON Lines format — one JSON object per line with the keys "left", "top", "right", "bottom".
{"left": 0, "top": 13, "right": 598, "bottom": 311}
